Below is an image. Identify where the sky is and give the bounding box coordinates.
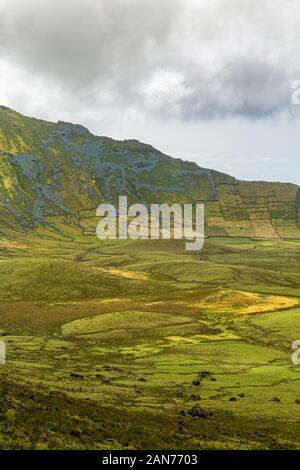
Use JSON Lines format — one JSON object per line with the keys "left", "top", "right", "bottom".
{"left": 0, "top": 0, "right": 300, "bottom": 184}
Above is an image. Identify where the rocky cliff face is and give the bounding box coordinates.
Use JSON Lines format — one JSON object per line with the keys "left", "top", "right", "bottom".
{"left": 0, "top": 106, "right": 299, "bottom": 240}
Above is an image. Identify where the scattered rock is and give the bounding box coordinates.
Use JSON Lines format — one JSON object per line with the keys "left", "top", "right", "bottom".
{"left": 295, "top": 399, "right": 300, "bottom": 405}
{"left": 178, "top": 419, "right": 188, "bottom": 434}
{"left": 271, "top": 397, "right": 281, "bottom": 403}
{"left": 136, "top": 377, "right": 146, "bottom": 382}
{"left": 178, "top": 419, "right": 188, "bottom": 427}
{"left": 178, "top": 425, "right": 188, "bottom": 434}
{"left": 192, "top": 380, "right": 201, "bottom": 386}
{"left": 191, "top": 394, "right": 201, "bottom": 400}
{"left": 210, "top": 377, "right": 216, "bottom": 382}
{"left": 229, "top": 397, "right": 237, "bottom": 402}
{"left": 70, "top": 373, "right": 84, "bottom": 380}
{"left": 102, "top": 377, "right": 111, "bottom": 384}
{"left": 199, "top": 371, "right": 211, "bottom": 378}
{"left": 188, "top": 405, "right": 212, "bottom": 419}
{"left": 238, "top": 393, "right": 245, "bottom": 398}
{"left": 173, "top": 390, "right": 184, "bottom": 397}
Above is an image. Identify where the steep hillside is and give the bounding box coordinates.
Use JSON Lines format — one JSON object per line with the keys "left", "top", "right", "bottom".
{"left": 0, "top": 106, "right": 299, "bottom": 242}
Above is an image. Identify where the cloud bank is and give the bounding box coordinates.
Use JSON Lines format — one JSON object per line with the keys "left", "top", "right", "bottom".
{"left": 0, "top": 0, "right": 299, "bottom": 121}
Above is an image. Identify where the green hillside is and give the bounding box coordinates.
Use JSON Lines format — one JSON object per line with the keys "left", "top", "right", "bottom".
{"left": 1, "top": 106, "right": 299, "bottom": 243}
{"left": 0, "top": 107, "right": 300, "bottom": 450}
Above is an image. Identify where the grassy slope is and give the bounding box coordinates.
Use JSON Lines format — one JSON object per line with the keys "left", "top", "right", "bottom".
{"left": 0, "top": 106, "right": 299, "bottom": 241}
{"left": 1, "top": 107, "right": 300, "bottom": 449}
{"left": 0, "top": 237, "right": 299, "bottom": 449}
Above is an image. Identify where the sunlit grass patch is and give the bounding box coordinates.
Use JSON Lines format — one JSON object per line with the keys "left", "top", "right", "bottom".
{"left": 190, "top": 289, "right": 299, "bottom": 315}
{"left": 96, "top": 267, "right": 149, "bottom": 281}
{"left": 0, "top": 240, "right": 29, "bottom": 250}
{"left": 247, "top": 307, "right": 300, "bottom": 339}
{"left": 166, "top": 330, "right": 240, "bottom": 344}
{"left": 62, "top": 310, "right": 193, "bottom": 338}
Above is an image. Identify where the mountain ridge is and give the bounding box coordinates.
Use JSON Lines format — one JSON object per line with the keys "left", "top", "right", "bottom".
{"left": 0, "top": 106, "right": 299, "bottom": 242}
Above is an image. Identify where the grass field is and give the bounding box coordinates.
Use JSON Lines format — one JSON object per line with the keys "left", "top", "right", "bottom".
{"left": 0, "top": 236, "right": 300, "bottom": 449}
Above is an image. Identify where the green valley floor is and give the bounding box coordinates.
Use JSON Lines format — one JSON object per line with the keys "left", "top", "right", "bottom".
{"left": 0, "top": 236, "right": 300, "bottom": 449}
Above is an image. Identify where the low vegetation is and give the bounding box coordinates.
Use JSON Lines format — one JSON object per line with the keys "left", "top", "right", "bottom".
{"left": 0, "top": 237, "right": 300, "bottom": 449}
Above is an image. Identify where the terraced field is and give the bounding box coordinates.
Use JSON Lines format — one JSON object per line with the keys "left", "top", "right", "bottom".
{"left": 0, "top": 236, "right": 300, "bottom": 449}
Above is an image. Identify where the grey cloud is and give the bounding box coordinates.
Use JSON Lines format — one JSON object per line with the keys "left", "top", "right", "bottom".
{"left": 175, "top": 59, "right": 291, "bottom": 120}
{"left": 0, "top": 0, "right": 180, "bottom": 87}
{"left": 0, "top": 0, "right": 299, "bottom": 120}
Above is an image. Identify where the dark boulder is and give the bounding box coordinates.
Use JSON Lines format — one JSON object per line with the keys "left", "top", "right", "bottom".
{"left": 199, "top": 371, "right": 211, "bottom": 378}
{"left": 188, "top": 405, "right": 212, "bottom": 418}
{"left": 191, "top": 394, "right": 201, "bottom": 400}
{"left": 70, "top": 373, "right": 84, "bottom": 379}
{"left": 102, "top": 377, "right": 111, "bottom": 384}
